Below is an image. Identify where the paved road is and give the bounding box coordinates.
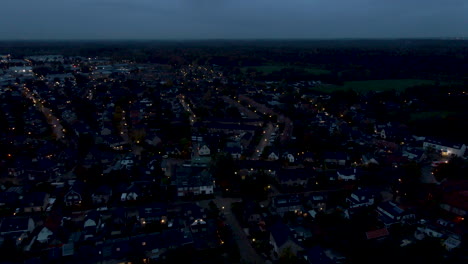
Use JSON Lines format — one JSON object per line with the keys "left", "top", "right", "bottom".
{"left": 22, "top": 87, "right": 65, "bottom": 140}
{"left": 178, "top": 94, "right": 197, "bottom": 124}
{"left": 222, "top": 96, "right": 260, "bottom": 119}
{"left": 214, "top": 197, "right": 265, "bottom": 264}
{"left": 238, "top": 95, "right": 293, "bottom": 144}
{"left": 252, "top": 122, "right": 274, "bottom": 160}
{"left": 421, "top": 164, "right": 438, "bottom": 184}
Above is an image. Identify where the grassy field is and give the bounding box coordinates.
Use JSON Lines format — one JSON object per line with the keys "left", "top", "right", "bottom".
{"left": 303, "top": 68, "right": 331, "bottom": 75}
{"left": 314, "top": 79, "right": 436, "bottom": 93}
{"left": 241, "top": 65, "right": 330, "bottom": 75}
{"left": 409, "top": 111, "right": 456, "bottom": 122}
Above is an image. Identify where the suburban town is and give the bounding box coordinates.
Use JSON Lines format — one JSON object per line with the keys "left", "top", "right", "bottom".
{"left": 0, "top": 42, "right": 467, "bottom": 264}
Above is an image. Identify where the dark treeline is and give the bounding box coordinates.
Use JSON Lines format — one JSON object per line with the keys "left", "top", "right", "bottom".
{"left": 0, "top": 39, "right": 467, "bottom": 83}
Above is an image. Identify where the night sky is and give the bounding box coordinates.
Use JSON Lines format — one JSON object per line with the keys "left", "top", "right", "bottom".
{"left": 1, "top": 0, "right": 467, "bottom": 40}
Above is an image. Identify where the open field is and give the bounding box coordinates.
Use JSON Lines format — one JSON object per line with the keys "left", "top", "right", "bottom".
{"left": 409, "top": 111, "right": 456, "bottom": 122}
{"left": 313, "top": 79, "right": 437, "bottom": 93}
{"left": 241, "top": 65, "right": 330, "bottom": 75}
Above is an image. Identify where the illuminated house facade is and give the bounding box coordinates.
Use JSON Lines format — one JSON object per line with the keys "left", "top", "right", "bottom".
{"left": 423, "top": 138, "right": 466, "bottom": 157}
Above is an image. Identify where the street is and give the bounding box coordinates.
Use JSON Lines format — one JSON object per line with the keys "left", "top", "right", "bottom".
{"left": 22, "top": 86, "right": 65, "bottom": 141}
{"left": 222, "top": 96, "right": 260, "bottom": 119}
{"left": 420, "top": 164, "right": 438, "bottom": 184}
{"left": 214, "top": 197, "right": 265, "bottom": 264}
{"left": 252, "top": 122, "right": 274, "bottom": 160}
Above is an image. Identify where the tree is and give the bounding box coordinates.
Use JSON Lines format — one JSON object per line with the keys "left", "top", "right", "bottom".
{"left": 210, "top": 152, "right": 239, "bottom": 190}
{"left": 208, "top": 200, "right": 220, "bottom": 218}
{"left": 400, "top": 161, "right": 422, "bottom": 200}
{"left": 33, "top": 66, "right": 52, "bottom": 77}
{"left": 278, "top": 246, "right": 301, "bottom": 264}
{"left": 240, "top": 171, "right": 269, "bottom": 200}
{"left": 433, "top": 156, "right": 468, "bottom": 181}
{"left": 74, "top": 73, "right": 89, "bottom": 86}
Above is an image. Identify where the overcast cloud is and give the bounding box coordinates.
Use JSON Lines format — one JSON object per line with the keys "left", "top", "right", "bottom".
{"left": 0, "top": 0, "right": 466, "bottom": 39}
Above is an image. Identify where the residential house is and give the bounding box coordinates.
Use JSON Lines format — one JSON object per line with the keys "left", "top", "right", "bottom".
{"left": 189, "top": 218, "right": 219, "bottom": 250}
{"left": 277, "top": 168, "right": 311, "bottom": 188}
{"left": 64, "top": 181, "right": 87, "bottom": 207}
{"left": 302, "top": 152, "right": 315, "bottom": 163}
{"left": 120, "top": 181, "right": 154, "bottom": 202}
{"left": 282, "top": 152, "right": 295, "bottom": 163}
{"left": 423, "top": 137, "right": 466, "bottom": 157}
{"left": 440, "top": 191, "right": 468, "bottom": 217}
{"left": 120, "top": 155, "right": 135, "bottom": 170}
{"left": 272, "top": 194, "right": 303, "bottom": 216}
{"left": 365, "top": 228, "right": 389, "bottom": 240}
{"left": 238, "top": 160, "right": 280, "bottom": 178}
{"left": 268, "top": 151, "right": 280, "bottom": 161}
{"left": 120, "top": 187, "right": 139, "bottom": 202}
{"left": 336, "top": 168, "right": 360, "bottom": 181}
{"left": 64, "top": 189, "right": 82, "bottom": 207}
{"left": 83, "top": 210, "right": 102, "bottom": 240}
{"left": 306, "top": 192, "right": 328, "bottom": 211}
{"left": 240, "top": 132, "right": 253, "bottom": 149}
{"left": 402, "top": 147, "right": 426, "bottom": 163}
{"left": 173, "top": 165, "right": 214, "bottom": 197}
{"left": 106, "top": 207, "right": 127, "bottom": 237}
{"left": 415, "top": 224, "right": 445, "bottom": 240}
{"left": 35, "top": 226, "right": 54, "bottom": 244}
{"left": 8, "top": 66, "right": 33, "bottom": 77}
{"left": 21, "top": 191, "right": 50, "bottom": 213}
{"left": 192, "top": 122, "right": 259, "bottom": 135}
{"left": 374, "top": 122, "right": 411, "bottom": 141}
{"left": 301, "top": 246, "right": 335, "bottom": 264}
{"left": 197, "top": 144, "right": 211, "bottom": 156}
{"left": 26, "top": 55, "right": 64, "bottom": 63}
{"left": 345, "top": 188, "right": 378, "bottom": 219}
{"left": 0, "top": 191, "right": 20, "bottom": 210}
{"left": 439, "top": 180, "right": 468, "bottom": 217}
{"left": 323, "top": 152, "right": 347, "bottom": 167}
{"left": 225, "top": 141, "right": 242, "bottom": 159}
{"left": 172, "top": 203, "right": 207, "bottom": 223}
{"left": 443, "top": 235, "right": 462, "bottom": 251}
{"left": 376, "top": 201, "right": 416, "bottom": 226}
{"left": 269, "top": 221, "right": 303, "bottom": 258}
{"left": 0, "top": 217, "right": 35, "bottom": 239}
{"left": 92, "top": 185, "right": 113, "bottom": 206}
{"left": 23, "top": 159, "right": 59, "bottom": 182}
{"left": 346, "top": 187, "right": 375, "bottom": 208}
{"left": 242, "top": 200, "right": 264, "bottom": 226}
{"left": 138, "top": 202, "right": 168, "bottom": 227}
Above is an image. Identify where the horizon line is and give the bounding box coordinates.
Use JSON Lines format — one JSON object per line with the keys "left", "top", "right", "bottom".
{"left": 0, "top": 37, "right": 466, "bottom": 42}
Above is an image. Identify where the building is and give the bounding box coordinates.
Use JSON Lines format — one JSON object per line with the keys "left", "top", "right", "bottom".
{"left": 376, "top": 201, "right": 415, "bottom": 226}
{"left": 346, "top": 187, "right": 375, "bottom": 208}
{"left": 173, "top": 165, "right": 214, "bottom": 197}
{"left": 272, "top": 194, "right": 303, "bottom": 216}
{"left": 423, "top": 137, "right": 466, "bottom": 157}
